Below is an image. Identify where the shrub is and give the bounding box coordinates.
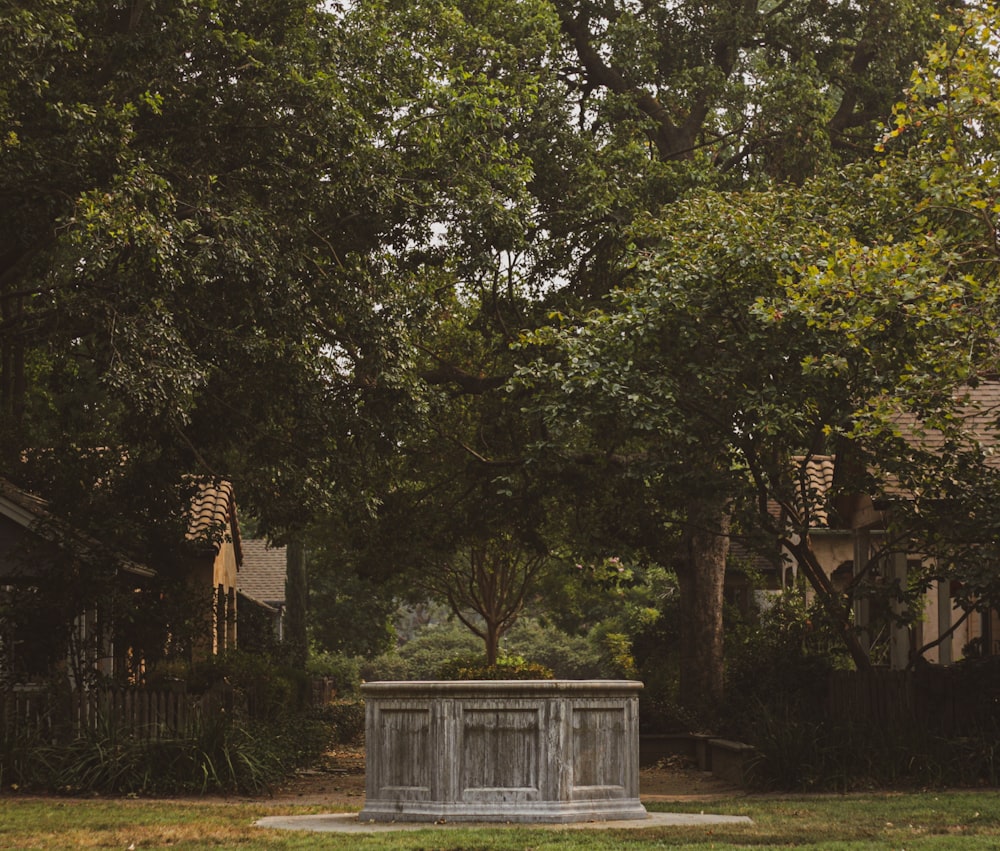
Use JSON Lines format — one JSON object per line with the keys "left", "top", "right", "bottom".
{"left": 183, "top": 650, "right": 310, "bottom": 720}
{"left": 1, "top": 711, "right": 310, "bottom": 796}
{"left": 436, "top": 654, "right": 555, "bottom": 680}
{"left": 362, "top": 620, "right": 482, "bottom": 681}
{"left": 723, "top": 592, "right": 839, "bottom": 740}
{"left": 0, "top": 658, "right": 334, "bottom": 796}
{"left": 360, "top": 652, "right": 412, "bottom": 682}
{"left": 397, "top": 623, "right": 482, "bottom": 678}
{"left": 307, "top": 651, "right": 363, "bottom": 698}
{"left": 315, "top": 698, "right": 366, "bottom": 744}
{"left": 504, "top": 618, "right": 607, "bottom": 678}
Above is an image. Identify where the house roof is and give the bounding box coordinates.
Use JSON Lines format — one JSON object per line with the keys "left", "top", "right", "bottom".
{"left": 728, "top": 539, "right": 781, "bottom": 575}
{"left": 239, "top": 539, "right": 287, "bottom": 606}
{"left": 186, "top": 479, "right": 242, "bottom": 565}
{"left": 0, "top": 477, "right": 49, "bottom": 528}
{"left": 894, "top": 381, "right": 1000, "bottom": 467}
{"left": 787, "top": 382, "right": 1000, "bottom": 530}
{"left": 797, "top": 455, "right": 837, "bottom": 526}
{"left": 0, "top": 477, "right": 155, "bottom": 578}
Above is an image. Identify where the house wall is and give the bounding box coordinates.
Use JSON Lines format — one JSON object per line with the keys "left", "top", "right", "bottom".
{"left": 212, "top": 530, "right": 239, "bottom": 653}
{"left": 789, "top": 531, "right": 854, "bottom": 600}
{"left": 922, "top": 581, "right": 940, "bottom": 664}
{"left": 803, "top": 533, "right": 999, "bottom": 667}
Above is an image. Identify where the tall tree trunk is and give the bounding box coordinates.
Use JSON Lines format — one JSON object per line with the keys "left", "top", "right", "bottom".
{"left": 1, "top": 291, "right": 26, "bottom": 450}
{"left": 674, "top": 503, "right": 730, "bottom": 720}
{"left": 285, "top": 538, "right": 308, "bottom": 671}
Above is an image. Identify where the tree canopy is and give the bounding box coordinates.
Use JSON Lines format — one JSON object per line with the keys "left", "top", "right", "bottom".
{"left": 516, "top": 2, "right": 1000, "bottom": 700}
{"left": 0, "top": 0, "right": 553, "bottom": 537}
{"left": 7, "top": 0, "right": 1000, "bottom": 717}
{"left": 300, "top": 0, "right": 965, "bottom": 711}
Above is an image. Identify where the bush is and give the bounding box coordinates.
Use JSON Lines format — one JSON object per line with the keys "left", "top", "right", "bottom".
{"left": 0, "top": 709, "right": 327, "bottom": 796}
{"left": 722, "top": 592, "right": 839, "bottom": 740}
{"left": 1, "top": 656, "right": 335, "bottom": 796}
{"left": 307, "top": 651, "right": 363, "bottom": 698}
{"left": 362, "top": 620, "right": 482, "bottom": 681}
{"left": 315, "top": 698, "right": 366, "bottom": 744}
{"left": 181, "top": 650, "right": 310, "bottom": 719}
{"left": 504, "top": 619, "right": 607, "bottom": 678}
{"left": 359, "top": 652, "right": 412, "bottom": 682}
{"left": 436, "top": 654, "right": 554, "bottom": 680}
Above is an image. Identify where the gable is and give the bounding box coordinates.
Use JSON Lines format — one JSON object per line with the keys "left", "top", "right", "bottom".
{"left": 0, "top": 512, "right": 63, "bottom": 580}
{"left": 0, "top": 477, "right": 154, "bottom": 580}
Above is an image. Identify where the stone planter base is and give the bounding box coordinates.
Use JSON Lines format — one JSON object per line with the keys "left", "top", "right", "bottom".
{"left": 359, "top": 680, "right": 647, "bottom": 824}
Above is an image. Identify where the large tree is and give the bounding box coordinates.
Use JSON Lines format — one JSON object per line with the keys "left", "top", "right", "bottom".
{"left": 0, "top": 0, "right": 557, "bottom": 530}
{"left": 375, "top": 0, "right": 956, "bottom": 714}
{"left": 0, "top": 0, "right": 423, "bottom": 533}
{"left": 518, "top": 3, "right": 1000, "bottom": 709}
{"left": 0, "top": 0, "right": 545, "bottom": 666}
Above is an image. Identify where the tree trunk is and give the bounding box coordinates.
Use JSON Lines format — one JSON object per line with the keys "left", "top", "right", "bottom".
{"left": 285, "top": 538, "right": 308, "bottom": 671}
{"left": 484, "top": 620, "right": 500, "bottom": 667}
{"left": 674, "top": 504, "right": 730, "bottom": 721}
{"left": 1, "top": 291, "right": 26, "bottom": 449}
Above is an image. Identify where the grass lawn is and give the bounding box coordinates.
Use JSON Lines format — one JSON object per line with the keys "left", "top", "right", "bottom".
{"left": 1, "top": 791, "right": 998, "bottom": 849}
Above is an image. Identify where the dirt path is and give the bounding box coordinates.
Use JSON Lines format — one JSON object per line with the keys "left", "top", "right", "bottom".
{"left": 241, "top": 746, "right": 744, "bottom": 809}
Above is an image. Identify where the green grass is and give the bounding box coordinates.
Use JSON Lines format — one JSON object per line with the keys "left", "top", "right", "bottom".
{"left": 1, "top": 791, "right": 998, "bottom": 849}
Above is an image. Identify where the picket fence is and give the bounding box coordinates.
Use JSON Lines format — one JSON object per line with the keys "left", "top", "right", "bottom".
{"left": 2, "top": 683, "right": 233, "bottom": 741}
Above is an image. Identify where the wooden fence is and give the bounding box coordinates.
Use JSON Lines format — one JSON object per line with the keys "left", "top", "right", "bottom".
{"left": 828, "top": 665, "right": 1000, "bottom": 735}
{"left": 2, "top": 683, "right": 233, "bottom": 742}
{"left": 2, "top": 676, "right": 339, "bottom": 742}
{"left": 828, "top": 668, "right": 916, "bottom": 728}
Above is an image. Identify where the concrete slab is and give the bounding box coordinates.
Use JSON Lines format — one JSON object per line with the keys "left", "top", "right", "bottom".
{"left": 256, "top": 811, "right": 752, "bottom": 833}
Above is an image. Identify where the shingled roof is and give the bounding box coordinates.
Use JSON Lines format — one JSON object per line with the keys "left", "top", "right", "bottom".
{"left": 894, "top": 381, "right": 1000, "bottom": 466}
{"left": 784, "top": 382, "right": 1000, "bottom": 529}
{"left": 239, "top": 539, "right": 287, "bottom": 607}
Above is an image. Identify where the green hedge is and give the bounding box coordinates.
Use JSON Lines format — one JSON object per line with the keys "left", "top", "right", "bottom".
{"left": 436, "top": 654, "right": 555, "bottom": 680}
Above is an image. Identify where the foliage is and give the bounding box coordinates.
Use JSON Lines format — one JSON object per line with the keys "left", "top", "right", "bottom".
{"left": 172, "top": 650, "right": 310, "bottom": 720}
{"left": 417, "top": 537, "right": 550, "bottom": 665}
{"left": 0, "top": 702, "right": 331, "bottom": 796}
{"left": 362, "top": 620, "right": 484, "bottom": 682}
{"left": 436, "top": 654, "right": 554, "bottom": 680}
{"left": 0, "top": 0, "right": 428, "bottom": 534}
{"left": 306, "top": 651, "right": 363, "bottom": 699}
{"left": 0, "top": 0, "right": 461, "bottom": 688}
{"left": 308, "top": 565, "right": 399, "bottom": 659}
{"left": 4, "top": 0, "right": 988, "bottom": 736}
{"left": 291, "top": 0, "right": 960, "bottom": 722}
{"left": 504, "top": 618, "right": 606, "bottom": 679}
{"left": 515, "top": 0, "right": 1000, "bottom": 680}
{"left": 312, "top": 699, "right": 366, "bottom": 746}
{"left": 722, "top": 591, "right": 843, "bottom": 739}
{"left": 1, "top": 649, "right": 335, "bottom": 795}
{"left": 0, "top": 0, "right": 571, "bottom": 680}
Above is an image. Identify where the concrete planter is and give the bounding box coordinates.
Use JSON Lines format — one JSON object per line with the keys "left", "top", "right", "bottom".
{"left": 359, "top": 679, "right": 648, "bottom": 823}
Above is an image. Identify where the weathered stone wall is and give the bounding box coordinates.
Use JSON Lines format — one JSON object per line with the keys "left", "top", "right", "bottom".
{"left": 360, "top": 680, "right": 647, "bottom": 823}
